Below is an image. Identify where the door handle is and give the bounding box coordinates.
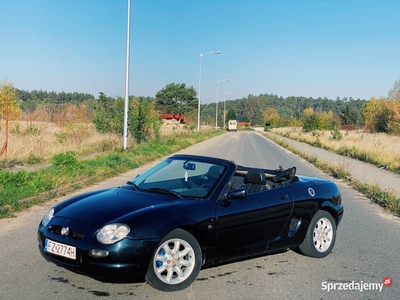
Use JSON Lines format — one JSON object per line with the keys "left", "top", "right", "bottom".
{"left": 279, "top": 194, "right": 288, "bottom": 200}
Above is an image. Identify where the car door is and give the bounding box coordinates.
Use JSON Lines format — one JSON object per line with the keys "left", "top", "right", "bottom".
{"left": 215, "top": 186, "right": 294, "bottom": 254}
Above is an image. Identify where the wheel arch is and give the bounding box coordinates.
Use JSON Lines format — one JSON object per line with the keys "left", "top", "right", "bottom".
{"left": 320, "top": 202, "right": 341, "bottom": 226}
{"left": 176, "top": 225, "right": 209, "bottom": 265}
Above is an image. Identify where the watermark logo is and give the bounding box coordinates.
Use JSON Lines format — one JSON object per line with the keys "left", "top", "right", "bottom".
{"left": 382, "top": 277, "right": 392, "bottom": 287}
{"left": 322, "top": 277, "right": 392, "bottom": 293}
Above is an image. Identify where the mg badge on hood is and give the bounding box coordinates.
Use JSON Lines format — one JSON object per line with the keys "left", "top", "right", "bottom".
{"left": 61, "top": 227, "right": 69, "bottom": 236}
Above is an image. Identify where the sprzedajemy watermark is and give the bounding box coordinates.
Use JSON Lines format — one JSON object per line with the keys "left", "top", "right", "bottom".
{"left": 321, "top": 277, "right": 392, "bottom": 293}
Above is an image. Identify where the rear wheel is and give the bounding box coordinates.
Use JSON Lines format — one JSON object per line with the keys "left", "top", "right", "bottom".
{"left": 298, "top": 210, "right": 336, "bottom": 258}
{"left": 145, "top": 229, "right": 202, "bottom": 291}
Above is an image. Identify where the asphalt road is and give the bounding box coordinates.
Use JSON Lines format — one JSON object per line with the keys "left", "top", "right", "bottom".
{"left": 0, "top": 131, "right": 399, "bottom": 300}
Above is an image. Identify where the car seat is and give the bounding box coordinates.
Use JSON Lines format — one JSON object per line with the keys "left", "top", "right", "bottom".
{"left": 242, "top": 169, "right": 267, "bottom": 194}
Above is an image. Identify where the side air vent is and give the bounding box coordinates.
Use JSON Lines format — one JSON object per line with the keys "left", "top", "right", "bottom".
{"left": 289, "top": 217, "right": 301, "bottom": 231}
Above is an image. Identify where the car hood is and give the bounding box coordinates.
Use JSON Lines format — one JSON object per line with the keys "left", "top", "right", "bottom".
{"left": 55, "top": 187, "right": 173, "bottom": 227}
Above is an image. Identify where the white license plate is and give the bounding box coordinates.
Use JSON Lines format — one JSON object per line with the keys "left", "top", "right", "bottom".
{"left": 44, "top": 238, "right": 76, "bottom": 260}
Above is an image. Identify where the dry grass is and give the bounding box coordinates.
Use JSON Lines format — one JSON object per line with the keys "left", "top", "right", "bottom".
{"left": 0, "top": 120, "right": 213, "bottom": 165}
{"left": 159, "top": 120, "right": 195, "bottom": 136}
{"left": 0, "top": 121, "right": 122, "bottom": 163}
{"left": 159, "top": 120, "right": 213, "bottom": 136}
{"left": 269, "top": 127, "right": 400, "bottom": 172}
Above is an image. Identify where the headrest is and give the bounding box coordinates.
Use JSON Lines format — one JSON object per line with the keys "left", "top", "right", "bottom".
{"left": 207, "top": 165, "right": 223, "bottom": 180}
{"left": 245, "top": 169, "right": 266, "bottom": 185}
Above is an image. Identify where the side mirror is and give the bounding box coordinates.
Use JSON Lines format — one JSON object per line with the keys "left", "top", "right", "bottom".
{"left": 227, "top": 188, "right": 247, "bottom": 199}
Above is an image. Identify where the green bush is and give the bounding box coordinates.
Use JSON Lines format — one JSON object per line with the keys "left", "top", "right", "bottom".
{"left": 0, "top": 169, "right": 29, "bottom": 188}
{"left": 11, "top": 123, "right": 21, "bottom": 134}
{"left": 25, "top": 124, "right": 41, "bottom": 136}
{"left": 303, "top": 114, "right": 320, "bottom": 132}
{"left": 52, "top": 151, "right": 79, "bottom": 168}
{"left": 329, "top": 128, "right": 343, "bottom": 141}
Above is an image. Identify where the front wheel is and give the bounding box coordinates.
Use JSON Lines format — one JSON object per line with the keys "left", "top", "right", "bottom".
{"left": 145, "top": 229, "right": 202, "bottom": 291}
{"left": 298, "top": 210, "right": 337, "bottom": 258}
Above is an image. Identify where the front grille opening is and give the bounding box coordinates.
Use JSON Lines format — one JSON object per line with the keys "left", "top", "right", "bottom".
{"left": 49, "top": 225, "right": 85, "bottom": 240}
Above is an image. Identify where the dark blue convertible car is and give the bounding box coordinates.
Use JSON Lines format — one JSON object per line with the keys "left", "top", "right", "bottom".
{"left": 38, "top": 154, "right": 344, "bottom": 291}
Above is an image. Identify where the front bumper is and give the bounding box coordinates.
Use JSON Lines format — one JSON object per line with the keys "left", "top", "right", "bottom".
{"left": 37, "top": 220, "right": 159, "bottom": 282}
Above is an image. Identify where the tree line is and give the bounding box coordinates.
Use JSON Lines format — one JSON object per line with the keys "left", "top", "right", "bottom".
{"left": 17, "top": 89, "right": 95, "bottom": 113}
{"left": 200, "top": 94, "right": 367, "bottom": 128}
{"left": 14, "top": 83, "right": 367, "bottom": 127}
{"left": 1, "top": 77, "right": 400, "bottom": 141}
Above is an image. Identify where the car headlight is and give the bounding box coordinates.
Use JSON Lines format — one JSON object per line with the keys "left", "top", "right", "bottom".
{"left": 96, "top": 223, "right": 130, "bottom": 244}
{"left": 41, "top": 208, "right": 54, "bottom": 227}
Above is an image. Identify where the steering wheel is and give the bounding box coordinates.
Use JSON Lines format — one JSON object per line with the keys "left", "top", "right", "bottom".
{"left": 272, "top": 167, "right": 296, "bottom": 183}
{"left": 201, "top": 184, "right": 212, "bottom": 190}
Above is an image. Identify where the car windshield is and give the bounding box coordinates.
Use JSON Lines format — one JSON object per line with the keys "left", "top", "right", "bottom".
{"left": 129, "top": 158, "right": 226, "bottom": 198}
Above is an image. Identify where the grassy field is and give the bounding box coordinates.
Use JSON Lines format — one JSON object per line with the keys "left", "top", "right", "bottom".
{"left": 269, "top": 127, "right": 400, "bottom": 173}
{"left": 0, "top": 119, "right": 222, "bottom": 218}
{"left": 0, "top": 120, "right": 203, "bottom": 168}
{"left": 0, "top": 121, "right": 120, "bottom": 165}
{"left": 267, "top": 127, "right": 400, "bottom": 215}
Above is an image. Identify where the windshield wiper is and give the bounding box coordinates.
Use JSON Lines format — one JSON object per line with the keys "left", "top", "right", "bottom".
{"left": 143, "top": 188, "right": 184, "bottom": 199}
{"left": 126, "top": 181, "right": 140, "bottom": 190}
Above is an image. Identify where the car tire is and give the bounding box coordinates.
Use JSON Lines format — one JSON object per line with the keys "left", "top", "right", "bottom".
{"left": 145, "top": 229, "right": 202, "bottom": 291}
{"left": 298, "top": 210, "right": 336, "bottom": 258}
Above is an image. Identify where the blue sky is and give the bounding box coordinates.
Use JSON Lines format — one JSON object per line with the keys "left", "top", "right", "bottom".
{"left": 1, "top": 0, "right": 399, "bottom": 103}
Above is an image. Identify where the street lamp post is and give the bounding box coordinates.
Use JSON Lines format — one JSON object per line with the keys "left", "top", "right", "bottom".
{"left": 197, "top": 51, "right": 221, "bottom": 132}
{"left": 216, "top": 79, "right": 230, "bottom": 128}
{"left": 123, "top": 0, "right": 131, "bottom": 150}
{"left": 223, "top": 91, "right": 234, "bottom": 128}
